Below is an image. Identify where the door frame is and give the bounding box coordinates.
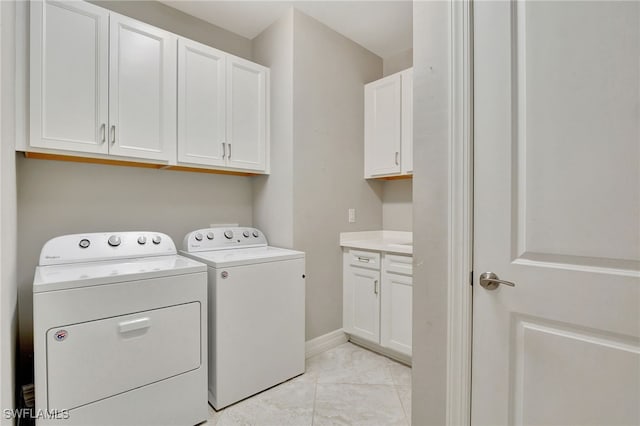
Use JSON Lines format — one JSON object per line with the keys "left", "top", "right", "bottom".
{"left": 446, "top": 0, "right": 474, "bottom": 425}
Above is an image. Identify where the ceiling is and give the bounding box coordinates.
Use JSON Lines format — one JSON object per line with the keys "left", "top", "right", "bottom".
{"left": 159, "top": 1, "right": 413, "bottom": 59}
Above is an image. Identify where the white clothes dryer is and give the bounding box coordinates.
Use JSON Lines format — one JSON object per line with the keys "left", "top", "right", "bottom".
{"left": 33, "top": 232, "right": 208, "bottom": 426}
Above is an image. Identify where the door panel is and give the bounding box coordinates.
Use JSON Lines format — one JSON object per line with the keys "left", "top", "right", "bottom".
{"left": 343, "top": 260, "right": 380, "bottom": 342}
{"left": 364, "top": 74, "right": 402, "bottom": 177}
{"left": 472, "top": 2, "right": 640, "bottom": 425}
{"left": 177, "top": 39, "right": 227, "bottom": 167}
{"left": 47, "top": 302, "right": 201, "bottom": 410}
{"left": 30, "top": 0, "right": 109, "bottom": 153}
{"left": 109, "top": 14, "right": 176, "bottom": 162}
{"left": 381, "top": 272, "right": 412, "bottom": 356}
{"left": 226, "top": 56, "right": 267, "bottom": 171}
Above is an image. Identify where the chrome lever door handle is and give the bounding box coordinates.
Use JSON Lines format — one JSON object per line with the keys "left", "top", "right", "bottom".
{"left": 479, "top": 272, "right": 515, "bottom": 290}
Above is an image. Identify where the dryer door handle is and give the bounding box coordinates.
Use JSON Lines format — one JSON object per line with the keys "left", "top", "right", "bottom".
{"left": 118, "top": 317, "right": 151, "bottom": 334}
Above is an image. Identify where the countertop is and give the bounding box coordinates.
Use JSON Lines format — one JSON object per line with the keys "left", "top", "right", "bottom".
{"left": 339, "top": 231, "right": 413, "bottom": 255}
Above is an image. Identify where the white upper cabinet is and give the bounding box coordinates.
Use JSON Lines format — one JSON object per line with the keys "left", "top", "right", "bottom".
{"left": 177, "top": 43, "right": 269, "bottom": 172}
{"left": 365, "top": 74, "right": 402, "bottom": 177}
{"left": 400, "top": 68, "right": 413, "bottom": 175}
{"left": 109, "top": 14, "right": 177, "bottom": 162}
{"left": 364, "top": 68, "right": 413, "bottom": 178}
{"left": 27, "top": 1, "right": 270, "bottom": 173}
{"left": 30, "top": 0, "right": 109, "bottom": 154}
{"left": 177, "top": 38, "right": 227, "bottom": 167}
{"left": 226, "top": 56, "right": 268, "bottom": 172}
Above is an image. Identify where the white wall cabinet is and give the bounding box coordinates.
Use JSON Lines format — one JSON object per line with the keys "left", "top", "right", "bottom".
{"left": 177, "top": 42, "right": 269, "bottom": 172}
{"left": 109, "top": 14, "right": 177, "bottom": 162}
{"left": 343, "top": 249, "right": 413, "bottom": 357}
{"left": 28, "top": 0, "right": 270, "bottom": 174}
{"left": 364, "top": 68, "right": 413, "bottom": 179}
{"left": 30, "top": 0, "right": 109, "bottom": 154}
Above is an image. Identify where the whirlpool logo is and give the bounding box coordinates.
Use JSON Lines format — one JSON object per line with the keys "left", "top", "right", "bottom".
{"left": 54, "top": 330, "right": 68, "bottom": 342}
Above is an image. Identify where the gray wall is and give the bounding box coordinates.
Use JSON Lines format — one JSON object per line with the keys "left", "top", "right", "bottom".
{"left": 17, "top": 159, "right": 253, "bottom": 366}
{"left": 383, "top": 48, "right": 413, "bottom": 76}
{"left": 16, "top": 2, "right": 256, "bottom": 383}
{"left": 1, "top": 0, "right": 18, "bottom": 419}
{"left": 412, "top": 2, "right": 451, "bottom": 425}
{"left": 252, "top": 9, "right": 295, "bottom": 249}
{"left": 382, "top": 180, "right": 412, "bottom": 231}
{"left": 292, "top": 10, "right": 383, "bottom": 340}
{"left": 90, "top": 0, "right": 252, "bottom": 60}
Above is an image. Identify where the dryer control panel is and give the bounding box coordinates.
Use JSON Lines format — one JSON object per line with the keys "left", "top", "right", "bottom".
{"left": 39, "top": 232, "right": 177, "bottom": 266}
{"left": 183, "top": 227, "right": 268, "bottom": 253}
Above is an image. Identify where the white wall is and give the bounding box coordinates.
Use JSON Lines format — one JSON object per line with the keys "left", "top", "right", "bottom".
{"left": 252, "top": 9, "right": 295, "bottom": 249}
{"left": 382, "top": 180, "right": 412, "bottom": 231}
{"left": 1, "top": 0, "right": 18, "bottom": 420}
{"left": 412, "top": 2, "right": 451, "bottom": 425}
{"left": 292, "top": 10, "right": 384, "bottom": 340}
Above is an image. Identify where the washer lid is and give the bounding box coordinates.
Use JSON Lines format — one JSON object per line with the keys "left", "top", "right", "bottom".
{"left": 33, "top": 255, "right": 206, "bottom": 293}
{"left": 180, "top": 246, "right": 305, "bottom": 268}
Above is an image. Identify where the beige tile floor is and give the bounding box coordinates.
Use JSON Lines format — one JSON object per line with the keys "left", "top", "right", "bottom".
{"left": 203, "top": 342, "right": 412, "bottom": 426}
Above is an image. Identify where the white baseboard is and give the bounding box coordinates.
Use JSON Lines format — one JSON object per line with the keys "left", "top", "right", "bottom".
{"left": 305, "top": 329, "right": 348, "bottom": 359}
{"left": 347, "top": 335, "right": 412, "bottom": 366}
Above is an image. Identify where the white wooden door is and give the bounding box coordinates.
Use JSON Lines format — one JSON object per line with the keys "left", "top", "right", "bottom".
{"left": 400, "top": 69, "right": 413, "bottom": 175}
{"left": 472, "top": 2, "right": 640, "bottom": 425}
{"left": 343, "top": 263, "right": 380, "bottom": 343}
{"left": 177, "top": 38, "right": 227, "bottom": 167}
{"left": 30, "top": 0, "right": 109, "bottom": 154}
{"left": 364, "top": 74, "right": 401, "bottom": 177}
{"left": 226, "top": 56, "right": 267, "bottom": 171}
{"left": 109, "top": 14, "right": 177, "bottom": 162}
{"left": 381, "top": 272, "right": 412, "bottom": 356}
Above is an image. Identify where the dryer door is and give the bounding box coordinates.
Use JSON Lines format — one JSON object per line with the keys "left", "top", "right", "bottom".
{"left": 46, "top": 302, "right": 201, "bottom": 410}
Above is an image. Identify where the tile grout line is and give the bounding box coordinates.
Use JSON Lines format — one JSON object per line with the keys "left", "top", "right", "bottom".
{"left": 310, "top": 381, "right": 318, "bottom": 426}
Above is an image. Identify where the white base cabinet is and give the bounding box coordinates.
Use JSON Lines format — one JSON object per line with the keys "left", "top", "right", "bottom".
{"left": 343, "top": 249, "right": 413, "bottom": 357}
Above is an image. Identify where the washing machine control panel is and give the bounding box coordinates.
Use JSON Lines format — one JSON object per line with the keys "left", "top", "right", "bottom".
{"left": 183, "top": 227, "right": 268, "bottom": 253}
{"left": 38, "top": 232, "right": 177, "bottom": 266}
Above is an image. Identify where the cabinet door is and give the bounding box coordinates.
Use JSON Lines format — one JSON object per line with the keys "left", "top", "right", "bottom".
{"left": 364, "top": 74, "right": 402, "bottom": 177}
{"left": 381, "top": 272, "right": 412, "bottom": 356}
{"left": 109, "top": 14, "right": 177, "bottom": 162}
{"left": 226, "top": 56, "right": 268, "bottom": 171}
{"left": 343, "top": 262, "right": 380, "bottom": 343}
{"left": 401, "top": 68, "right": 413, "bottom": 175}
{"left": 30, "top": 0, "right": 109, "bottom": 154}
{"left": 177, "top": 38, "right": 227, "bottom": 167}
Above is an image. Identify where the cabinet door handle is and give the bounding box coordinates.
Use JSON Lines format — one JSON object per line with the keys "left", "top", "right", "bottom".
{"left": 374, "top": 279, "right": 379, "bottom": 295}
{"left": 357, "top": 257, "right": 371, "bottom": 263}
{"left": 110, "top": 125, "right": 116, "bottom": 145}
{"left": 100, "top": 123, "right": 106, "bottom": 144}
{"left": 228, "top": 143, "right": 232, "bottom": 159}
{"left": 395, "top": 151, "right": 399, "bottom": 165}
{"left": 222, "top": 142, "right": 226, "bottom": 159}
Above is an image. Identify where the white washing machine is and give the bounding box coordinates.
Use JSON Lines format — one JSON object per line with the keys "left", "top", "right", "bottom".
{"left": 181, "top": 227, "right": 305, "bottom": 410}
{"left": 33, "top": 232, "right": 208, "bottom": 426}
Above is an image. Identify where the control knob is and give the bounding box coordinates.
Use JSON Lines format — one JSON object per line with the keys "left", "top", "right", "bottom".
{"left": 224, "top": 230, "right": 234, "bottom": 240}
{"left": 243, "top": 230, "right": 250, "bottom": 238}
{"left": 252, "top": 231, "right": 259, "bottom": 238}
{"left": 195, "top": 233, "right": 203, "bottom": 242}
{"left": 207, "top": 232, "right": 215, "bottom": 240}
{"left": 137, "top": 236, "right": 147, "bottom": 245}
{"left": 108, "top": 235, "right": 121, "bottom": 247}
{"left": 152, "top": 235, "right": 162, "bottom": 245}
{"left": 79, "top": 239, "right": 90, "bottom": 249}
